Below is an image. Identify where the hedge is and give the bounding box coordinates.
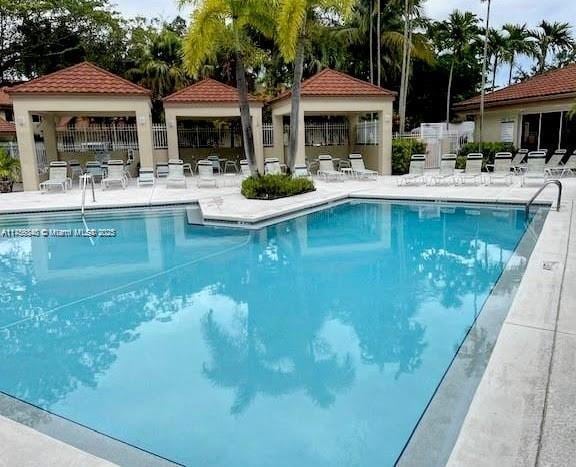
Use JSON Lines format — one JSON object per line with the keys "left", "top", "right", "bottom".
{"left": 392, "top": 138, "right": 428, "bottom": 175}
{"left": 241, "top": 174, "right": 315, "bottom": 200}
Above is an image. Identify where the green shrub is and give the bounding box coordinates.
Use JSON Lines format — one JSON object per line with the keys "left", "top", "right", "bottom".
{"left": 241, "top": 174, "right": 315, "bottom": 200}
{"left": 456, "top": 142, "right": 516, "bottom": 169}
{"left": 392, "top": 138, "right": 427, "bottom": 175}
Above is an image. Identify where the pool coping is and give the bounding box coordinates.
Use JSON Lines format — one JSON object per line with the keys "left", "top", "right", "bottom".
{"left": 0, "top": 185, "right": 571, "bottom": 465}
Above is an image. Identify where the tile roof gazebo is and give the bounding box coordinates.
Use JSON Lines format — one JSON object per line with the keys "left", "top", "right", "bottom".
{"left": 268, "top": 69, "right": 396, "bottom": 174}
{"left": 163, "top": 79, "right": 265, "bottom": 170}
{"left": 8, "top": 62, "right": 154, "bottom": 191}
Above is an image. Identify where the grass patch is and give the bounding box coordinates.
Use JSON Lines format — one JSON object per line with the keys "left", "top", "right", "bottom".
{"left": 241, "top": 174, "right": 315, "bottom": 200}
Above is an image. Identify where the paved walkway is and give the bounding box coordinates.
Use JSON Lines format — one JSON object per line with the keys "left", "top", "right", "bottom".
{"left": 0, "top": 175, "right": 573, "bottom": 466}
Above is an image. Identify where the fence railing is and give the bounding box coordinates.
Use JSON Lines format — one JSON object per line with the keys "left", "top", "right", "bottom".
{"left": 263, "top": 124, "right": 273, "bottom": 147}
{"left": 153, "top": 124, "right": 168, "bottom": 149}
{"left": 356, "top": 121, "right": 379, "bottom": 145}
{"left": 57, "top": 125, "right": 140, "bottom": 152}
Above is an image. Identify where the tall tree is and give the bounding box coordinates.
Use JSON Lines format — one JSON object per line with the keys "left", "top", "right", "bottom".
{"left": 433, "top": 10, "right": 479, "bottom": 128}
{"left": 276, "top": 0, "right": 355, "bottom": 172}
{"left": 181, "top": 0, "right": 274, "bottom": 176}
{"left": 502, "top": 23, "right": 533, "bottom": 85}
{"left": 531, "top": 20, "right": 574, "bottom": 73}
{"left": 486, "top": 28, "right": 506, "bottom": 89}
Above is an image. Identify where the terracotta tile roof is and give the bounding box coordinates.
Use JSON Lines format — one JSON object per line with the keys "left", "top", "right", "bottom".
{"left": 455, "top": 64, "right": 576, "bottom": 110}
{"left": 0, "top": 87, "right": 11, "bottom": 107}
{"left": 7, "top": 62, "right": 150, "bottom": 96}
{"left": 164, "top": 79, "right": 259, "bottom": 103}
{"left": 0, "top": 117, "right": 15, "bottom": 133}
{"left": 269, "top": 68, "right": 396, "bottom": 103}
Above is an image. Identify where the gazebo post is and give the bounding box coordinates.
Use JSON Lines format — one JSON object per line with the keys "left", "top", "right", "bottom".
{"left": 295, "top": 106, "right": 306, "bottom": 166}
{"left": 251, "top": 108, "right": 265, "bottom": 172}
{"left": 13, "top": 109, "right": 39, "bottom": 191}
{"left": 42, "top": 114, "right": 59, "bottom": 163}
{"left": 165, "top": 109, "right": 179, "bottom": 160}
{"left": 272, "top": 113, "right": 284, "bottom": 162}
{"left": 135, "top": 104, "right": 155, "bottom": 169}
{"left": 377, "top": 110, "right": 392, "bottom": 175}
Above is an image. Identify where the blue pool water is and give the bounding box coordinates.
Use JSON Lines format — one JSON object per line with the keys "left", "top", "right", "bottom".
{"left": 0, "top": 201, "right": 536, "bottom": 466}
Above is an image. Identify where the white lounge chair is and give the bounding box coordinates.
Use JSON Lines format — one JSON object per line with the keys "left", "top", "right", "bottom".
{"left": 39, "top": 161, "right": 72, "bottom": 193}
{"left": 156, "top": 162, "right": 169, "bottom": 178}
{"left": 318, "top": 155, "right": 344, "bottom": 181}
{"left": 166, "top": 159, "right": 187, "bottom": 188}
{"left": 458, "top": 153, "right": 484, "bottom": 185}
{"left": 428, "top": 154, "right": 457, "bottom": 185}
{"left": 560, "top": 152, "right": 576, "bottom": 177}
{"left": 511, "top": 149, "right": 529, "bottom": 174}
{"left": 102, "top": 160, "right": 127, "bottom": 190}
{"left": 521, "top": 151, "right": 548, "bottom": 186}
{"left": 544, "top": 149, "right": 567, "bottom": 177}
{"left": 349, "top": 153, "right": 377, "bottom": 179}
{"left": 197, "top": 160, "right": 218, "bottom": 188}
{"left": 240, "top": 160, "right": 252, "bottom": 179}
{"left": 68, "top": 160, "right": 83, "bottom": 182}
{"left": 293, "top": 164, "right": 312, "bottom": 179}
{"left": 207, "top": 155, "right": 222, "bottom": 174}
{"left": 264, "top": 157, "right": 283, "bottom": 175}
{"left": 137, "top": 168, "right": 155, "bottom": 187}
{"left": 486, "top": 152, "right": 513, "bottom": 185}
{"left": 397, "top": 154, "right": 426, "bottom": 186}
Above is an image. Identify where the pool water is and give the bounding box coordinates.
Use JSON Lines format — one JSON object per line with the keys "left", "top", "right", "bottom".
{"left": 0, "top": 201, "right": 536, "bottom": 466}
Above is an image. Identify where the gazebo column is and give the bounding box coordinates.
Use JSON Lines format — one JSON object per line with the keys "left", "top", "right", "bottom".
{"left": 377, "top": 109, "right": 393, "bottom": 175}
{"left": 347, "top": 113, "right": 357, "bottom": 154}
{"left": 295, "top": 106, "right": 306, "bottom": 165}
{"left": 14, "top": 109, "right": 39, "bottom": 191}
{"left": 251, "top": 108, "right": 265, "bottom": 172}
{"left": 135, "top": 104, "right": 155, "bottom": 169}
{"left": 42, "top": 114, "right": 59, "bottom": 163}
{"left": 165, "top": 109, "right": 179, "bottom": 159}
{"left": 272, "top": 113, "right": 284, "bottom": 163}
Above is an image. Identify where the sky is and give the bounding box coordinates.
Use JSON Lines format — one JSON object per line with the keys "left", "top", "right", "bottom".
{"left": 111, "top": 0, "right": 575, "bottom": 86}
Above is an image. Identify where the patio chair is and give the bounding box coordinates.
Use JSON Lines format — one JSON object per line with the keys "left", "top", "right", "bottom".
{"left": 458, "top": 153, "right": 484, "bottom": 185}
{"left": 560, "top": 151, "right": 576, "bottom": 177}
{"left": 156, "top": 162, "right": 169, "bottom": 178}
{"left": 486, "top": 152, "right": 513, "bottom": 185}
{"left": 349, "top": 153, "right": 378, "bottom": 179}
{"left": 207, "top": 155, "right": 222, "bottom": 174}
{"left": 137, "top": 168, "right": 155, "bottom": 187}
{"left": 397, "top": 154, "right": 426, "bottom": 186}
{"left": 293, "top": 164, "right": 312, "bottom": 179}
{"left": 521, "top": 151, "right": 548, "bottom": 186}
{"left": 166, "top": 159, "right": 187, "bottom": 188}
{"left": 68, "top": 160, "right": 83, "bottom": 181}
{"left": 543, "top": 149, "right": 568, "bottom": 177}
{"left": 318, "top": 155, "right": 344, "bottom": 181}
{"left": 428, "top": 154, "right": 457, "bottom": 185}
{"left": 240, "top": 160, "right": 252, "bottom": 179}
{"left": 197, "top": 160, "right": 218, "bottom": 188}
{"left": 39, "top": 161, "right": 72, "bottom": 193}
{"left": 264, "top": 157, "right": 283, "bottom": 175}
{"left": 511, "top": 149, "right": 529, "bottom": 174}
{"left": 102, "top": 160, "right": 127, "bottom": 190}
{"left": 85, "top": 161, "right": 103, "bottom": 182}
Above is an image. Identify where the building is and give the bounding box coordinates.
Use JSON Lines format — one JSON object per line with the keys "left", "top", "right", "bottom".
{"left": 454, "top": 64, "right": 576, "bottom": 154}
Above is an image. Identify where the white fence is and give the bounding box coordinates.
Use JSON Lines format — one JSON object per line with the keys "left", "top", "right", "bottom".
{"left": 263, "top": 124, "right": 273, "bottom": 147}
{"left": 57, "top": 125, "right": 140, "bottom": 152}
{"left": 356, "top": 121, "right": 379, "bottom": 145}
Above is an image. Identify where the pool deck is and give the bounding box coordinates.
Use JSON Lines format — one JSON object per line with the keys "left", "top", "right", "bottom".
{"left": 0, "top": 175, "right": 575, "bottom": 466}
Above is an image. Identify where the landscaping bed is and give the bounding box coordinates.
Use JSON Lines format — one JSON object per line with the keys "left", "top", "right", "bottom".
{"left": 241, "top": 174, "right": 315, "bottom": 200}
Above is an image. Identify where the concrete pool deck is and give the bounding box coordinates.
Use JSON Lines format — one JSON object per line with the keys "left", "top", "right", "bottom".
{"left": 0, "top": 175, "right": 574, "bottom": 466}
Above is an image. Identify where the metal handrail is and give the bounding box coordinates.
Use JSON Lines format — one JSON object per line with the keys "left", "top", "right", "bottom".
{"left": 80, "top": 174, "right": 96, "bottom": 216}
{"left": 525, "top": 180, "right": 562, "bottom": 216}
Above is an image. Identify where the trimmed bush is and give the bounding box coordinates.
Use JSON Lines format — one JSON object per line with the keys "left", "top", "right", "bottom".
{"left": 241, "top": 174, "right": 315, "bottom": 200}
{"left": 392, "top": 138, "right": 427, "bottom": 175}
{"left": 456, "top": 142, "right": 516, "bottom": 169}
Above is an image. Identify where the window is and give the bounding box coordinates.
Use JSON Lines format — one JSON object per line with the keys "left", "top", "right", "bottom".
{"left": 561, "top": 112, "right": 576, "bottom": 154}
{"left": 520, "top": 113, "right": 540, "bottom": 150}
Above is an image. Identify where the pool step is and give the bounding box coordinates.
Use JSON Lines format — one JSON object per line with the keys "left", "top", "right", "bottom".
{"left": 186, "top": 205, "right": 205, "bottom": 225}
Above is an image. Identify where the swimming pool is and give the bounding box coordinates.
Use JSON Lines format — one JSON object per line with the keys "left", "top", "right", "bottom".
{"left": 0, "top": 200, "right": 543, "bottom": 466}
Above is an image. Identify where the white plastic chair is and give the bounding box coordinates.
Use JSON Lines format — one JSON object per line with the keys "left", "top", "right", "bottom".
{"left": 293, "top": 164, "right": 312, "bottom": 179}
{"left": 240, "top": 160, "right": 252, "bottom": 179}
{"left": 487, "top": 152, "right": 513, "bottom": 185}
{"left": 264, "top": 157, "right": 284, "bottom": 175}
{"left": 138, "top": 168, "right": 155, "bottom": 187}
{"left": 156, "top": 162, "right": 169, "bottom": 178}
{"left": 521, "top": 151, "right": 548, "bottom": 186}
{"left": 317, "top": 155, "right": 344, "bottom": 181}
{"left": 428, "top": 154, "right": 457, "bottom": 185}
{"left": 102, "top": 160, "right": 127, "bottom": 190}
{"left": 511, "top": 149, "right": 529, "bottom": 174}
{"left": 349, "top": 153, "right": 377, "bottom": 179}
{"left": 560, "top": 152, "right": 576, "bottom": 177}
{"left": 39, "top": 161, "right": 72, "bottom": 193}
{"left": 197, "top": 160, "right": 218, "bottom": 188}
{"left": 166, "top": 159, "right": 187, "bottom": 188}
{"left": 397, "top": 154, "right": 426, "bottom": 186}
{"left": 458, "top": 153, "right": 484, "bottom": 185}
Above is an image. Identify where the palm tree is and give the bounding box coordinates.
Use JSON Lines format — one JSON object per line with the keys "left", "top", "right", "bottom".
{"left": 502, "top": 24, "right": 533, "bottom": 85}
{"left": 487, "top": 28, "right": 506, "bottom": 89}
{"left": 433, "top": 10, "right": 479, "bottom": 129}
{"left": 180, "top": 0, "right": 274, "bottom": 176}
{"left": 531, "top": 21, "right": 574, "bottom": 73}
{"left": 276, "top": 0, "right": 355, "bottom": 172}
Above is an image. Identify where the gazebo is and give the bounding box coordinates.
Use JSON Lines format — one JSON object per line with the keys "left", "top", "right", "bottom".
{"left": 163, "top": 79, "right": 265, "bottom": 171}
{"left": 8, "top": 62, "right": 155, "bottom": 191}
{"left": 268, "top": 69, "right": 396, "bottom": 174}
